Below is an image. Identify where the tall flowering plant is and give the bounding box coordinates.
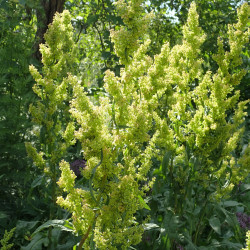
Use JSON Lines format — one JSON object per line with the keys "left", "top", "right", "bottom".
{"left": 57, "top": 1, "right": 155, "bottom": 249}
{"left": 140, "top": 2, "right": 250, "bottom": 248}
{"left": 25, "top": 10, "right": 77, "bottom": 218}
{"left": 27, "top": 1, "right": 249, "bottom": 249}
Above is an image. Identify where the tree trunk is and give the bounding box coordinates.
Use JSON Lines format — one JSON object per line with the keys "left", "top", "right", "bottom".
{"left": 33, "top": 0, "right": 66, "bottom": 61}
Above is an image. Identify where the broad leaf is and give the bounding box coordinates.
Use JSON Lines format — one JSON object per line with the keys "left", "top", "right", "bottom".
{"left": 209, "top": 216, "right": 221, "bottom": 235}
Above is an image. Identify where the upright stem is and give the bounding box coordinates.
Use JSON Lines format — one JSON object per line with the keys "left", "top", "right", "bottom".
{"left": 78, "top": 223, "right": 93, "bottom": 250}
{"left": 48, "top": 162, "right": 57, "bottom": 247}
{"left": 193, "top": 196, "right": 208, "bottom": 244}
{"left": 78, "top": 211, "right": 99, "bottom": 250}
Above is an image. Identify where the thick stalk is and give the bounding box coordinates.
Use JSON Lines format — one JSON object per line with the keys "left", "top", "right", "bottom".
{"left": 78, "top": 210, "right": 99, "bottom": 250}
{"left": 78, "top": 223, "right": 93, "bottom": 250}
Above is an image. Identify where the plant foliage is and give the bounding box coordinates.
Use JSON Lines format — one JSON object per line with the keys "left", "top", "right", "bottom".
{"left": 1, "top": 0, "right": 249, "bottom": 249}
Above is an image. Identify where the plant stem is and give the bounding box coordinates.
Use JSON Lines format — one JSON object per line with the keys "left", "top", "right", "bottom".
{"left": 78, "top": 223, "right": 93, "bottom": 250}
{"left": 193, "top": 197, "right": 208, "bottom": 245}
{"left": 78, "top": 210, "right": 99, "bottom": 250}
{"left": 78, "top": 173, "right": 105, "bottom": 250}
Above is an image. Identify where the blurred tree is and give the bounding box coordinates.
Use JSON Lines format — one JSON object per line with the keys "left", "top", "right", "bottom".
{"left": 32, "top": 0, "right": 66, "bottom": 60}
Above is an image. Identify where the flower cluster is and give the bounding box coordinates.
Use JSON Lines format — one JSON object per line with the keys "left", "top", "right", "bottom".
{"left": 26, "top": 11, "right": 78, "bottom": 175}
{"left": 110, "top": 0, "right": 153, "bottom": 65}
{"left": 236, "top": 212, "right": 250, "bottom": 230}
{"left": 0, "top": 227, "right": 15, "bottom": 250}
{"left": 242, "top": 230, "right": 250, "bottom": 250}
{"left": 70, "top": 159, "right": 86, "bottom": 177}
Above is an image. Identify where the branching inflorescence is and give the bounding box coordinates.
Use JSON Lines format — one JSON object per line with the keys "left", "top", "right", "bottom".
{"left": 27, "top": 1, "right": 249, "bottom": 249}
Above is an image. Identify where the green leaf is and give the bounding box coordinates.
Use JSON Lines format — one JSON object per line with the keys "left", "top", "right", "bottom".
{"left": 138, "top": 195, "right": 151, "bottom": 210}
{"left": 18, "top": 0, "right": 26, "bottom": 5}
{"left": 56, "top": 236, "right": 81, "bottom": 250}
{"left": 143, "top": 223, "right": 159, "bottom": 231}
{"left": 241, "top": 184, "right": 250, "bottom": 192}
{"left": 64, "top": 220, "right": 74, "bottom": 231}
{"left": 209, "top": 216, "right": 221, "bottom": 235}
{"left": 221, "top": 200, "right": 241, "bottom": 207}
{"left": 86, "top": 14, "right": 99, "bottom": 25}
{"left": 220, "top": 239, "right": 242, "bottom": 249}
{"left": 31, "top": 175, "right": 44, "bottom": 189}
{"left": 0, "top": 211, "right": 8, "bottom": 219}
{"left": 31, "top": 220, "right": 73, "bottom": 237}
{"left": 21, "top": 232, "right": 49, "bottom": 250}
{"left": 16, "top": 220, "right": 40, "bottom": 235}
{"left": 161, "top": 151, "right": 172, "bottom": 175}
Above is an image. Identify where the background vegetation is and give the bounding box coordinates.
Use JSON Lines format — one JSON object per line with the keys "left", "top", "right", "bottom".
{"left": 0, "top": 0, "right": 249, "bottom": 249}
